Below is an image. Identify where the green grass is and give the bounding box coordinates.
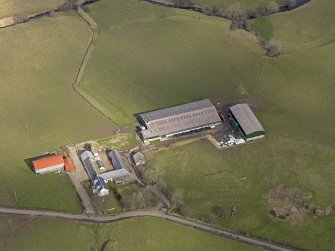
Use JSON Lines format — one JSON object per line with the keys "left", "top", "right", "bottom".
{"left": 98, "top": 132, "right": 136, "bottom": 150}
{"left": 251, "top": 16, "right": 273, "bottom": 40}
{"left": 73, "top": 1, "right": 335, "bottom": 249}
{"left": 0, "top": 12, "right": 115, "bottom": 212}
{"left": 83, "top": 181, "right": 122, "bottom": 214}
{"left": 0, "top": 216, "right": 261, "bottom": 251}
{"left": 147, "top": 40, "right": 335, "bottom": 250}
{"left": 0, "top": 0, "right": 63, "bottom": 18}
{"left": 267, "top": 0, "right": 335, "bottom": 52}
{"left": 80, "top": 0, "right": 265, "bottom": 125}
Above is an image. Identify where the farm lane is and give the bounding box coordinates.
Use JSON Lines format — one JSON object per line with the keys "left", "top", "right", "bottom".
{"left": 67, "top": 146, "right": 96, "bottom": 215}
{"left": 0, "top": 207, "right": 296, "bottom": 251}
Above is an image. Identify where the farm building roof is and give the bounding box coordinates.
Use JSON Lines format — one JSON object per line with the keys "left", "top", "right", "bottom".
{"left": 138, "top": 99, "right": 221, "bottom": 140}
{"left": 80, "top": 151, "right": 108, "bottom": 192}
{"left": 132, "top": 152, "right": 145, "bottom": 164}
{"left": 229, "top": 104, "right": 264, "bottom": 136}
{"left": 109, "top": 150, "right": 127, "bottom": 171}
{"left": 99, "top": 169, "right": 130, "bottom": 181}
{"left": 64, "top": 157, "right": 76, "bottom": 171}
{"left": 33, "top": 155, "right": 64, "bottom": 170}
{"left": 80, "top": 151, "right": 98, "bottom": 181}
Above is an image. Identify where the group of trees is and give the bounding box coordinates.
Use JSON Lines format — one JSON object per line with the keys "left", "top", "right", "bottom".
{"left": 171, "top": 0, "right": 194, "bottom": 8}
{"left": 138, "top": 165, "right": 168, "bottom": 195}
{"left": 202, "top": 2, "right": 282, "bottom": 57}
{"left": 120, "top": 188, "right": 159, "bottom": 211}
{"left": 56, "top": 0, "right": 78, "bottom": 11}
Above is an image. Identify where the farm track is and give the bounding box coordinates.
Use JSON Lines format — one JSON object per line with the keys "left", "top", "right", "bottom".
{"left": 0, "top": 207, "right": 297, "bottom": 251}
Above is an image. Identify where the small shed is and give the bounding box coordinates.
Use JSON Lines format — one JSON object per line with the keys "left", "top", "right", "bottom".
{"left": 64, "top": 157, "right": 76, "bottom": 172}
{"left": 33, "top": 155, "right": 64, "bottom": 174}
{"left": 132, "top": 152, "right": 146, "bottom": 166}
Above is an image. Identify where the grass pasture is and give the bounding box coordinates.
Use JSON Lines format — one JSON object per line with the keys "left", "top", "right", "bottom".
{"left": 0, "top": 216, "right": 261, "bottom": 251}
{"left": 98, "top": 132, "right": 136, "bottom": 150}
{"left": 0, "top": 12, "right": 115, "bottom": 212}
{"left": 78, "top": 2, "right": 335, "bottom": 248}
{"left": 80, "top": 0, "right": 265, "bottom": 125}
{"left": 0, "top": 0, "right": 63, "bottom": 18}
{"left": 251, "top": 16, "right": 273, "bottom": 40}
{"left": 266, "top": 0, "right": 335, "bottom": 52}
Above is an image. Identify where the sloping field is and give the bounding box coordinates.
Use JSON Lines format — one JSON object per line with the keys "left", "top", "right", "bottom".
{"left": 0, "top": 216, "right": 261, "bottom": 251}
{"left": 75, "top": 0, "right": 335, "bottom": 249}
{"left": 80, "top": 0, "right": 265, "bottom": 125}
{"left": 0, "top": 12, "right": 115, "bottom": 212}
{"left": 149, "top": 30, "right": 335, "bottom": 251}
{"left": 265, "top": 0, "right": 335, "bottom": 52}
{"left": 0, "top": 0, "right": 63, "bottom": 18}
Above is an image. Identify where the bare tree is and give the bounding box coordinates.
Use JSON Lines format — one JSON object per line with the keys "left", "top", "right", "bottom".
{"left": 171, "top": 0, "right": 194, "bottom": 8}
{"left": 264, "top": 39, "right": 282, "bottom": 57}
{"left": 170, "top": 188, "right": 184, "bottom": 209}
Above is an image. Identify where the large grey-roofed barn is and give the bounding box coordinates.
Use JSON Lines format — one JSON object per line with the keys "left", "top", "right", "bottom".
{"left": 229, "top": 103, "right": 264, "bottom": 138}
{"left": 138, "top": 99, "right": 221, "bottom": 141}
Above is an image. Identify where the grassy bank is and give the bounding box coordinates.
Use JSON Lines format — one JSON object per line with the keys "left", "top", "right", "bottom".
{"left": 0, "top": 216, "right": 261, "bottom": 251}
{"left": 0, "top": 12, "right": 115, "bottom": 212}
{"left": 0, "top": 0, "right": 63, "bottom": 18}
{"left": 80, "top": 0, "right": 265, "bottom": 125}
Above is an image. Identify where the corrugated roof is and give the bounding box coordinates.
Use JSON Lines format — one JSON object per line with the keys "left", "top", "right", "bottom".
{"left": 33, "top": 155, "right": 64, "bottom": 170}
{"left": 229, "top": 104, "right": 264, "bottom": 135}
{"left": 139, "top": 99, "right": 221, "bottom": 140}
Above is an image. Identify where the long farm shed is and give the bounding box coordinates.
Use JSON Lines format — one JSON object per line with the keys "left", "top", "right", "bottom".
{"left": 137, "top": 99, "right": 222, "bottom": 142}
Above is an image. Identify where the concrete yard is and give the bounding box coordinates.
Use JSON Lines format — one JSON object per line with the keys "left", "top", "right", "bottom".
{"left": 67, "top": 146, "right": 96, "bottom": 215}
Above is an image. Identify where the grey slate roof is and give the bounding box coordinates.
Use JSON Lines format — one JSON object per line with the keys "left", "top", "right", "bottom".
{"left": 109, "top": 150, "right": 127, "bottom": 170}
{"left": 80, "top": 151, "right": 108, "bottom": 191}
{"left": 99, "top": 169, "right": 130, "bottom": 181}
{"left": 133, "top": 152, "right": 145, "bottom": 164}
{"left": 138, "top": 99, "right": 221, "bottom": 140}
{"left": 80, "top": 151, "right": 97, "bottom": 181}
{"left": 229, "top": 104, "right": 264, "bottom": 135}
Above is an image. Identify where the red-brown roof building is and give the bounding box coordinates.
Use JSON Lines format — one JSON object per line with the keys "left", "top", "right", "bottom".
{"left": 64, "top": 157, "right": 76, "bottom": 172}
{"left": 33, "top": 155, "right": 64, "bottom": 174}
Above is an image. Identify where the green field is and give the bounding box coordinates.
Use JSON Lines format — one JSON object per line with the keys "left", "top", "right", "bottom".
{"left": 0, "top": 12, "right": 115, "bottom": 212}
{"left": 98, "top": 132, "right": 136, "bottom": 150}
{"left": 0, "top": 0, "right": 63, "bottom": 18}
{"left": 1, "top": 0, "right": 335, "bottom": 249}
{"left": 251, "top": 16, "right": 273, "bottom": 40}
{"left": 80, "top": 0, "right": 265, "bottom": 125}
{"left": 77, "top": 0, "right": 335, "bottom": 249}
{"left": 0, "top": 216, "right": 261, "bottom": 251}
{"left": 265, "top": 0, "right": 335, "bottom": 52}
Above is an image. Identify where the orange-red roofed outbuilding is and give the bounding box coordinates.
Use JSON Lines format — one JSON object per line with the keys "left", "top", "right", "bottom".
{"left": 64, "top": 157, "right": 76, "bottom": 172}
{"left": 33, "top": 155, "right": 64, "bottom": 174}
